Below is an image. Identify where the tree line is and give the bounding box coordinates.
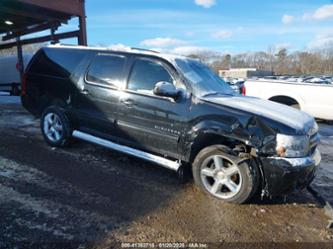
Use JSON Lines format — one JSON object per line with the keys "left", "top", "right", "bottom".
{"left": 190, "top": 46, "right": 333, "bottom": 76}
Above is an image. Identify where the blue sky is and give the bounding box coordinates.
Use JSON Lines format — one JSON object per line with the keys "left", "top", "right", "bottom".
{"left": 66, "top": 0, "right": 333, "bottom": 54}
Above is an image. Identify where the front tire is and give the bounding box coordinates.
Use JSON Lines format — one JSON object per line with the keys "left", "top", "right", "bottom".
{"left": 192, "top": 145, "right": 259, "bottom": 204}
{"left": 41, "top": 106, "right": 72, "bottom": 147}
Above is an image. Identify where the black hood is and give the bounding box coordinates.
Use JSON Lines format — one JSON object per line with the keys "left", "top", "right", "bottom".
{"left": 201, "top": 95, "right": 315, "bottom": 135}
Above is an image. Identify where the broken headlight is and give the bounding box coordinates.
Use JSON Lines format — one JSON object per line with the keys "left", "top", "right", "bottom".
{"left": 276, "top": 134, "right": 309, "bottom": 158}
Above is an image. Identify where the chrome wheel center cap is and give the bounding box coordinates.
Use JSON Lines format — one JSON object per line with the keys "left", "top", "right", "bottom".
{"left": 217, "top": 171, "right": 225, "bottom": 180}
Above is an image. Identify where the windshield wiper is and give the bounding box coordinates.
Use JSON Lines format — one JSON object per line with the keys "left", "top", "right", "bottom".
{"left": 202, "top": 92, "right": 221, "bottom": 97}
{"left": 202, "top": 92, "right": 233, "bottom": 97}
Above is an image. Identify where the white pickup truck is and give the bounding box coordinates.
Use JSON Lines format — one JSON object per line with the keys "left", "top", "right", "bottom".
{"left": 244, "top": 79, "right": 333, "bottom": 121}
{"left": 0, "top": 54, "right": 32, "bottom": 95}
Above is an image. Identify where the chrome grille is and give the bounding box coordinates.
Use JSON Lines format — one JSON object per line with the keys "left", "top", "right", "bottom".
{"left": 309, "top": 132, "right": 320, "bottom": 156}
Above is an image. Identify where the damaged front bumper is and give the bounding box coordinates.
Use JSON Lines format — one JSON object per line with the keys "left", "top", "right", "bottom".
{"left": 260, "top": 149, "right": 321, "bottom": 196}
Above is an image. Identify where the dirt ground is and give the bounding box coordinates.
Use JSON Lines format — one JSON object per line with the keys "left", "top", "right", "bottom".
{"left": 0, "top": 99, "right": 332, "bottom": 249}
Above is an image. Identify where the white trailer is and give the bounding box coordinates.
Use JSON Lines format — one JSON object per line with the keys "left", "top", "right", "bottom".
{"left": 0, "top": 54, "right": 32, "bottom": 95}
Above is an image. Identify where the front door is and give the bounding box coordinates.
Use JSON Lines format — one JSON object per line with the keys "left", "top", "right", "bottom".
{"left": 117, "top": 56, "right": 190, "bottom": 159}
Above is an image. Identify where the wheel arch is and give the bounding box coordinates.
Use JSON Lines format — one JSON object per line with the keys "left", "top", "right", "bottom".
{"left": 36, "top": 95, "right": 68, "bottom": 116}
{"left": 268, "top": 95, "right": 302, "bottom": 109}
{"left": 38, "top": 96, "right": 80, "bottom": 131}
{"left": 186, "top": 131, "right": 251, "bottom": 163}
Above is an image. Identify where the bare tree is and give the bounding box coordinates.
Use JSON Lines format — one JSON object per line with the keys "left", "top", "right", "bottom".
{"left": 201, "top": 45, "right": 333, "bottom": 76}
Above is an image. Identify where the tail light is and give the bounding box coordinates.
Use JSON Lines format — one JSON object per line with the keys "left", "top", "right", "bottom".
{"left": 240, "top": 85, "right": 246, "bottom": 96}
{"left": 21, "top": 73, "right": 27, "bottom": 96}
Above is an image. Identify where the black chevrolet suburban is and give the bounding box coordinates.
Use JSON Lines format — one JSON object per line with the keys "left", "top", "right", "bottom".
{"left": 22, "top": 45, "right": 321, "bottom": 204}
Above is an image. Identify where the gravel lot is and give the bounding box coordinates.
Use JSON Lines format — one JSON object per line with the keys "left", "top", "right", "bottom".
{"left": 0, "top": 97, "right": 332, "bottom": 249}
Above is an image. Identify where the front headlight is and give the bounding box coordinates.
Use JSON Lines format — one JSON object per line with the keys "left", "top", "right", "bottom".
{"left": 276, "top": 134, "right": 309, "bottom": 158}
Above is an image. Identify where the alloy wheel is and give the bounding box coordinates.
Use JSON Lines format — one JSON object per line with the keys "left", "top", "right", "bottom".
{"left": 200, "top": 155, "right": 242, "bottom": 199}
{"left": 43, "top": 113, "right": 64, "bottom": 142}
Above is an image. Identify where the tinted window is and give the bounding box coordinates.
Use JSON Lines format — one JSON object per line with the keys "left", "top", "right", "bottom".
{"left": 29, "top": 48, "right": 86, "bottom": 78}
{"left": 175, "top": 59, "right": 234, "bottom": 97}
{"left": 87, "top": 54, "right": 126, "bottom": 88}
{"left": 128, "top": 58, "right": 173, "bottom": 92}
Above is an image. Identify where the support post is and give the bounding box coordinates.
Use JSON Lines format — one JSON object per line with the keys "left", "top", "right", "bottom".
{"left": 16, "top": 37, "right": 24, "bottom": 82}
{"left": 50, "top": 27, "right": 59, "bottom": 44}
{"left": 78, "top": 0, "right": 87, "bottom": 46}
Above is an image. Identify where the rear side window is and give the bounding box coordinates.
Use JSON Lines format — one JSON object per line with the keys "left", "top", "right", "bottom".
{"left": 127, "top": 58, "right": 173, "bottom": 92}
{"left": 86, "top": 54, "right": 126, "bottom": 88}
{"left": 29, "top": 48, "right": 86, "bottom": 78}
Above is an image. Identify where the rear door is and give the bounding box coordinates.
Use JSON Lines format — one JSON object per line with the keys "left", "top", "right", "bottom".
{"left": 76, "top": 52, "right": 128, "bottom": 139}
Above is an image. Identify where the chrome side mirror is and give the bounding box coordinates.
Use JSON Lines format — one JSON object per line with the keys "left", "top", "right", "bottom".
{"left": 153, "top": 81, "right": 180, "bottom": 99}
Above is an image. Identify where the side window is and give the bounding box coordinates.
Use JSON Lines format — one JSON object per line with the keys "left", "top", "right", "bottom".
{"left": 29, "top": 48, "right": 86, "bottom": 78}
{"left": 86, "top": 54, "right": 126, "bottom": 88}
{"left": 127, "top": 58, "right": 174, "bottom": 92}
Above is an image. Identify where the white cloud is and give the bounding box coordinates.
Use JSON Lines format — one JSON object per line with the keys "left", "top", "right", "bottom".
{"left": 106, "top": 44, "right": 217, "bottom": 56}
{"left": 211, "top": 30, "right": 232, "bottom": 40}
{"left": 170, "top": 46, "right": 214, "bottom": 55}
{"left": 313, "top": 4, "right": 333, "bottom": 20}
{"left": 302, "top": 5, "right": 333, "bottom": 21}
{"left": 140, "top": 37, "right": 187, "bottom": 48}
{"left": 282, "top": 14, "right": 295, "bottom": 24}
{"left": 154, "top": 46, "right": 218, "bottom": 56}
{"left": 307, "top": 34, "right": 333, "bottom": 49}
{"left": 108, "top": 43, "right": 131, "bottom": 51}
{"left": 283, "top": 5, "right": 333, "bottom": 24}
{"left": 194, "top": 0, "right": 216, "bottom": 8}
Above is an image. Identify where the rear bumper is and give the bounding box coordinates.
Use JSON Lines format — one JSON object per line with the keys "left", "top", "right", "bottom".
{"left": 260, "top": 149, "right": 321, "bottom": 196}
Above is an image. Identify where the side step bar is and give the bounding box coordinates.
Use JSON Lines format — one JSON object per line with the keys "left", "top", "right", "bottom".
{"left": 72, "top": 130, "right": 181, "bottom": 171}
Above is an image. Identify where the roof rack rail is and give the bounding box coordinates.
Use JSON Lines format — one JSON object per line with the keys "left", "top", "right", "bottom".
{"left": 130, "top": 47, "right": 160, "bottom": 53}
{"left": 49, "top": 44, "right": 162, "bottom": 54}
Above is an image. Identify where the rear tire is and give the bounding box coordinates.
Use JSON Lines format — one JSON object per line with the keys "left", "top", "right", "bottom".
{"left": 41, "top": 106, "right": 72, "bottom": 147}
{"left": 192, "top": 145, "right": 259, "bottom": 204}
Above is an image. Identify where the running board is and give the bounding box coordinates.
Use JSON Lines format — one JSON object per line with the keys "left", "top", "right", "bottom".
{"left": 72, "top": 130, "right": 181, "bottom": 171}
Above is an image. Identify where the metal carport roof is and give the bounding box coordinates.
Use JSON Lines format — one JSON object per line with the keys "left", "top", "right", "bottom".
{"left": 0, "top": 0, "right": 87, "bottom": 48}
{"left": 0, "top": 0, "right": 87, "bottom": 85}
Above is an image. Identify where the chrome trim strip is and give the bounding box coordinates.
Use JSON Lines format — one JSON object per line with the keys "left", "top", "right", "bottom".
{"left": 117, "top": 120, "right": 180, "bottom": 141}
{"left": 72, "top": 130, "right": 181, "bottom": 171}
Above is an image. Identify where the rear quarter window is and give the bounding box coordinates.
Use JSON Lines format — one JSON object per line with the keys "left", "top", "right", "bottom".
{"left": 29, "top": 48, "right": 86, "bottom": 78}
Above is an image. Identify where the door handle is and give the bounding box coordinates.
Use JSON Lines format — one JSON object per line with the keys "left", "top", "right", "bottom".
{"left": 120, "top": 99, "right": 134, "bottom": 108}
{"left": 81, "top": 89, "right": 89, "bottom": 95}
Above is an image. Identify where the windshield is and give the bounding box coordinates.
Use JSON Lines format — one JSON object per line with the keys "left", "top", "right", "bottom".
{"left": 175, "top": 58, "right": 234, "bottom": 97}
